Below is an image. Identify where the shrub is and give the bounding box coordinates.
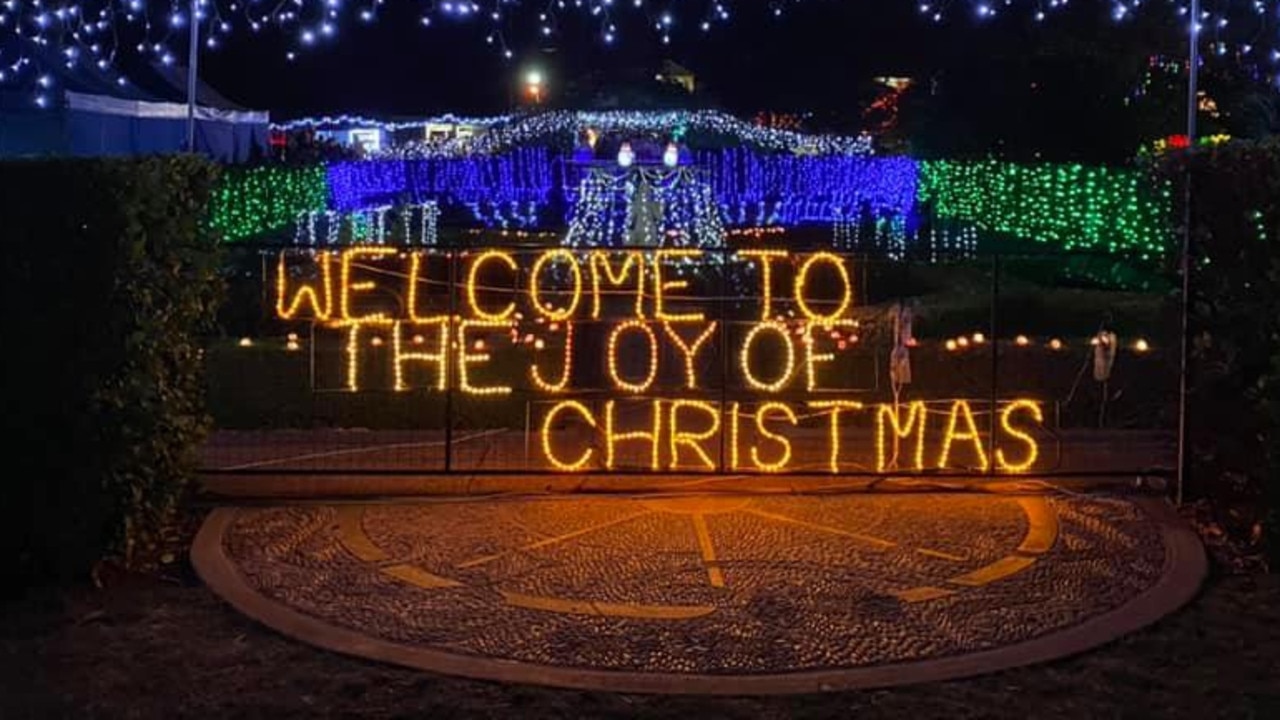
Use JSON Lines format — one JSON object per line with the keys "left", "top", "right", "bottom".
{"left": 1157, "top": 139, "right": 1280, "bottom": 565}
{"left": 0, "top": 157, "right": 222, "bottom": 587}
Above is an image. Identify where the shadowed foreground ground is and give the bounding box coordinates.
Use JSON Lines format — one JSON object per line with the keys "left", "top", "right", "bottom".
{"left": 1, "top": 569, "right": 1276, "bottom": 718}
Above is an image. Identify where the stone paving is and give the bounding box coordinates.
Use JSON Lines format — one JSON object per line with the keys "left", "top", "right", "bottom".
{"left": 195, "top": 492, "right": 1200, "bottom": 691}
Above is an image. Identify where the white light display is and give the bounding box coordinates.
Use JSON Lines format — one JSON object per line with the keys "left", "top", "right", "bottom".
{"left": 663, "top": 142, "right": 680, "bottom": 168}
{"left": 382, "top": 110, "right": 874, "bottom": 159}
{"left": 4, "top": 2, "right": 1279, "bottom": 106}
{"left": 617, "top": 141, "right": 635, "bottom": 168}
{"left": 294, "top": 201, "right": 439, "bottom": 246}
{"left": 0, "top": 2, "right": 808, "bottom": 104}
{"left": 565, "top": 166, "right": 725, "bottom": 249}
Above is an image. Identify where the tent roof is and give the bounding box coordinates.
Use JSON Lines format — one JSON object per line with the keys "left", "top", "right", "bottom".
{"left": 134, "top": 62, "right": 254, "bottom": 111}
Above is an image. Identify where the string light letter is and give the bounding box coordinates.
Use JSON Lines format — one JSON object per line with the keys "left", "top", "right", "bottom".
{"left": 668, "top": 400, "right": 722, "bottom": 471}
{"left": 466, "top": 250, "right": 518, "bottom": 321}
{"left": 808, "top": 400, "right": 865, "bottom": 473}
{"left": 739, "top": 320, "right": 796, "bottom": 392}
{"left": 661, "top": 321, "right": 718, "bottom": 389}
{"left": 530, "top": 248, "right": 582, "bottom": 321}
{"left": 938, "top": 399, "right": 989, "bottom": 471}
{"left": 589, "top": 251, "right": 646, "bottom": 319}
{"left": 736, "top": 249, "right": 788, "bottom": 320}
{"left": 457, "top": 320, "right": 514, "bottom": 395}
{"left": 607, "top": 320, "right": 659, "bottom": 393}
{"left": 653, "top": 249, "right": 705, "bottom": 322}
{"left": 794, "top": 251, "right": 853, "bottom": 325}
{"left": 876, "top": 401, "right": 927, "bottom": 472}
{"left": 530, "top": 321, "right": 574, "bottom": 392}
{"left": 276, "top": 251, "right": 333, "bottom": 321}
{"left": 751, "top": 402, "right": 796, "bottom": 472}
{"left": 996, "top": 399, "right": 1043, "bottom": 473}
{"left": 541, "top": 400, "right": 597, "bottom": 472}
{"left": 604, "top": 399, "right": 662, "bottom": 470}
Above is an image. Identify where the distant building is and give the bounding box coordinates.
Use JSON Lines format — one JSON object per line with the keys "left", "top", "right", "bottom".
{"left": 655, "top": 60, "right": 696, "bottom": 94}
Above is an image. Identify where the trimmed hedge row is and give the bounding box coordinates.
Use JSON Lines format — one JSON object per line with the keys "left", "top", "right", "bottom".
{"left": 0, "top": 157, "right": 222, "bottom": 585}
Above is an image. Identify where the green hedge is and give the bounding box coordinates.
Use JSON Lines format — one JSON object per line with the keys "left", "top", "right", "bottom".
{"left": 0, "top": 157, "right": 222, "bottom": 586}
{"left": 207, "top": 165, "right": 328, "bottom": 242}
{"left": 1157, "top": 139, "right": 1280, "bottom": 564}
{"left": 919, "top": 159, "right": 1173, "bottom": 257}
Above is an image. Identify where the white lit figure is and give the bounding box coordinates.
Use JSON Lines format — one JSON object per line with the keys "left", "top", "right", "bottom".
{"left": 663, "top": 142, "right": 679, "bottom": 168}
{"left": 617, "top": 142, "right": 635, "bottom": 168}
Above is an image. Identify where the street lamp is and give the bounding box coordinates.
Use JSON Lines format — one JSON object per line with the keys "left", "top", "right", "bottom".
{"left": 524, "top": 69, "right": 545, "bottom": 105}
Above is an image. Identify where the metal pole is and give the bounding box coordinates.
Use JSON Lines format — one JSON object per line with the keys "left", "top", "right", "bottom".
{"left": 988, "top": 253, "right": 999, "bottom": 479}
{"left": 445, "top": 248, "right": 456, "bottom": 472}
{"left": 718, "top": 248, "right": 729, "bottom": 472}
{"left": 1175, "top": 2, "right": 1199, "bottom": 505}
{"left": 186, "top": 0, "right": 200, "bottom": 153}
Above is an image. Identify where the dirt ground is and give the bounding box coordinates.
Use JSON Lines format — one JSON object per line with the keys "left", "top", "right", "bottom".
{"left": 2, "top": 556, "right": 1277, "bottom": 719}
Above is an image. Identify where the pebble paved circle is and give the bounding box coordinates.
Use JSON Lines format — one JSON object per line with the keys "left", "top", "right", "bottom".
{"left": 193, "top": 493, "right": 1204, "bottom": 694}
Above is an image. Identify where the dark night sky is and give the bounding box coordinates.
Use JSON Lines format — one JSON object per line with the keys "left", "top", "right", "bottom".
{"left": 198, "top": 2, "right": 961, "bottom": 118}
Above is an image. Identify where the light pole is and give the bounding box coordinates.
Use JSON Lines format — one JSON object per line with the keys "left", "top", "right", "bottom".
{"left": 1175, "top": 0, "right": 1200, "bottom": 506}
{"left": 524, "top": 69, "right": 544, "bottom": 106}
{"left": 186, "top": 0, "right": 200, "bottom": 153}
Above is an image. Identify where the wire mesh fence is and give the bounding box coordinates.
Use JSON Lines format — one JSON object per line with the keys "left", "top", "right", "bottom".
{"left": 201, "top": 243, "right": 1178, "bottom": 478}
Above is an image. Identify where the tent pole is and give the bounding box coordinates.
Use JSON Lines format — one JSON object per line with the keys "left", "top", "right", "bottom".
{"left": 186, "top": 0, "right": 200, "bottom": 153}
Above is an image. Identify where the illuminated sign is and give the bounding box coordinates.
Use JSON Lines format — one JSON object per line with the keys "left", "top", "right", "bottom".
{"left": 274, "top": 248, "right": 1046, "bottom": 474}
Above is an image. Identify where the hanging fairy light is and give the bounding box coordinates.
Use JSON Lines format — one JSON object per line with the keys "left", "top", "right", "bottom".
{"left": 0, "top": 1, "right": 818, "bottom": 103}
{"left": 7, "top": 1, "right": 1280, "bottom": 106}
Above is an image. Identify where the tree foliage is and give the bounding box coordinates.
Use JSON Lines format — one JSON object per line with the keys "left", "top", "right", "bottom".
{"left": 0, "top": 157, "right": 223, "bottom": 586}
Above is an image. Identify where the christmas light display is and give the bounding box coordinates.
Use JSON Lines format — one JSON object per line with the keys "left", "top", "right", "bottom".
{"left": 876, "top": 400, "right": 927, "bottom": 472}
{"left": 457, "top": 320, "right": 514, "bottom": 396}
{"left": 294, "top": 201, "right": 439, "bottom": 245}
{"left": 529, "top": 321, "right": 574, "bottom": 392}
{"left": 466, "top": 250, "right": 519, "bottom": 321}
{"left": 565, "top": 166, "right": 725, "bottom": 248}
{"left": 208, "top": 165, "right": 328, "bottom": 243}
{"left": 918, "top": 160, "right": 1172, "bottom": 256}
{"left": 606, "top": 319, "right": 659, "bottom": 392}
{"left": 995, "top": 399, "right": 1042, "bottom": 472}
{"left": 390, "top": 111, "right": 874, "bottom": 159}
{"left": 604, "top": 399, "right": 662, "bottom": 471}
{"left": 794, "top": 251, "right": 853, "bottom": 324}
{"left": 589, "top": 250, "right": 646, "bottom": 318}
{"left": 326, "top": 148, "right": 552, "bottom": 213}
{"left": 810, "top": 400, "right": 866, "bottom": 472}
{"left": 541, "top": 400, "right": 596, "bottom": 472}
{"left": 529, "top": 248, "right": 583, "bottom": 321}
{"left": 270, "top": 248, "right": 1082, "bottom": 475}
{"left": 652, "top": 249, "right": 707, "bottom": 321}
{"left": 667, "top": 400, "right": 721, "bottom": 471}
{"left": 739, "top": 320, "right": 796, "bottom": 392}
{"left": 938, "top": 399, "right": 989, "bottom": 471}
{"left": 392, "top": 317, "right": 449, "bottom": 392}
{"left": 751, "top": 402, "right": 797, "bottom": 472}
{"left": 273, "top": 114, "right": 515, "bottom": 133}
{"left": 662, "top": 321, "right": 718, "bottom": 389}
{"left": 698, "top": 150, "right": 916, "bottom": 225}
{"left": 0, "top": 3, "right": 817, "bottom": 104}
{"left": 276, "top": 250, "right": 334, "bottom": 320}
{"left": 9, "top": 2, "right": 1280, "bottom": 110}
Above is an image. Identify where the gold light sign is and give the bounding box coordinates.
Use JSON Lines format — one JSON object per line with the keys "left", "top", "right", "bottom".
{"left": 275, "top": 248, "right": 1044, "bottom": 474}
